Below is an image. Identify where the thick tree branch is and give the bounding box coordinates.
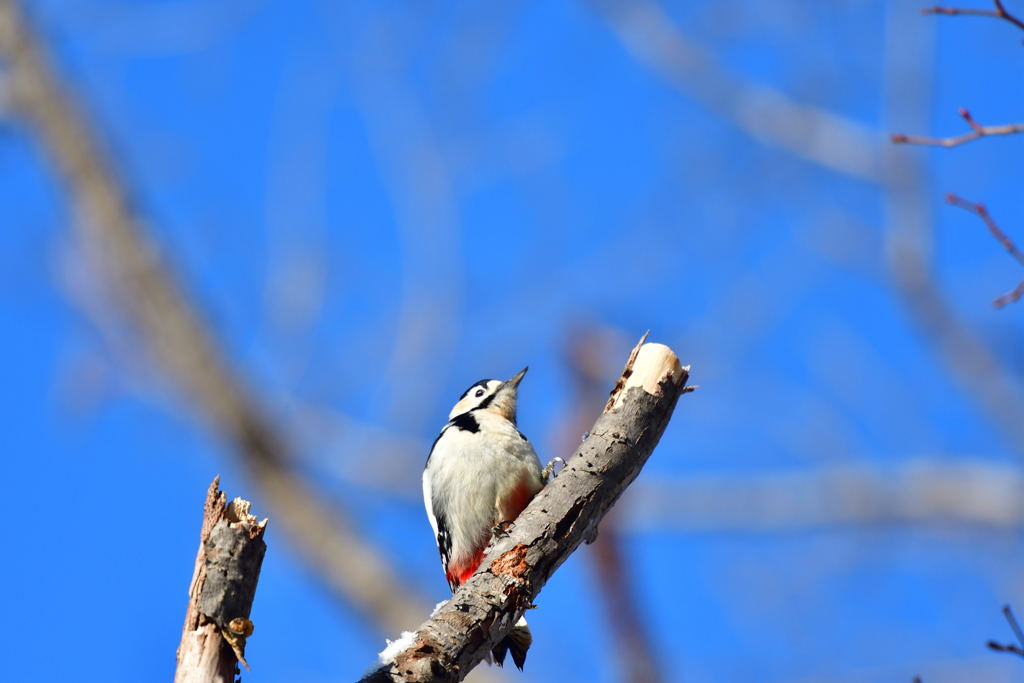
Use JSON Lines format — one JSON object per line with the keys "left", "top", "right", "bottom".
{"left": 362, "top": 338, "right": 691, "bottom": 682}
{"left": 175, "top": 477, "right": 267, "bottom": 683}
{"left": 0, "top": 0, "right": 429, "bottom": 631}
{"left": 558, "top": 327, "right": 663, "bottom": 683}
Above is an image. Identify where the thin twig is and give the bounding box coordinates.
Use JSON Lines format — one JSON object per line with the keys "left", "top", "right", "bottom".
{"left": 995, "top": 278, "right": 1024, "bottom": 307}
{"left": 923, "top": 0, "right": 1024, "bottom": 34}
{"left": 891, "top": 108, "right": 1024, "bottom": 148}
{"left": 986, "top": 640, "right": 1024, "bottom": 656}
{"left": 945, "top": 193, "right": 1024, "bottom": 307}
{"left": 985, "top": 604, "right": 1024, "bottom": 657}
{"left": 945, "top": 194, "right": 1024, "bottom": 266}
{"left": 882, "top": 2, "right": 1024, "bottom": 453}
{"left": 1003, "top": 605, "right": 1024, "bottom": 648}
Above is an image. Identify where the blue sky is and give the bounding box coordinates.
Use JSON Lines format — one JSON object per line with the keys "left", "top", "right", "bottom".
{"left": 3, "top": 1, "right": 1024, "bottom": 681}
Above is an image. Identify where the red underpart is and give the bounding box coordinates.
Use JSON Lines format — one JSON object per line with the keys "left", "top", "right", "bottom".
{"left": 446, "top": 547, "right": 485, "bottom": 588}
{"left": 502, "top": 481, "right": 537, "bottom": 521}
{"left": 446, "top": 480, "right": 539, "bottom": 588}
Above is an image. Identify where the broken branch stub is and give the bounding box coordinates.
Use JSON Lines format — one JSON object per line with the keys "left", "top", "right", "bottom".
{"left": 175, "top": 478, "right": 268, "bottom": 683}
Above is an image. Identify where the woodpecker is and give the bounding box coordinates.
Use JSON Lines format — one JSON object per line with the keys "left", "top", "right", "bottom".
{"left": 422, "top": 366, "right": 544, "bottom": 670}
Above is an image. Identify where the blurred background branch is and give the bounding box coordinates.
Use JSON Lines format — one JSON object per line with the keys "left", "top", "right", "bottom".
{"left": 592, "top": 0, "right": 884, "bottom": 182}
{"left": 0, "top": 0, "right": 428, "bottom": 634}
{"left": 625, "top": 459, "right": 1024, "bottom": 531}
{"left": 597, "top": 0, "right": 1024, "bottom": 454}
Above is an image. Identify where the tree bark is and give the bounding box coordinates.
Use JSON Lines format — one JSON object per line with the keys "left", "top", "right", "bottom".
{"left": 363, "top": 337, "right": 691, "bottom": 682}
{"left": 175, "top": 477, "right": 268, "bottom": 683}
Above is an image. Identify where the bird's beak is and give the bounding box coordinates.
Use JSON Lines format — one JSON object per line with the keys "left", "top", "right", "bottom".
{"left": 490, "top": 366, "right": 528, "bottom": 423}
{"left": 505, "top": 366, "right": 528, "bottom": 389}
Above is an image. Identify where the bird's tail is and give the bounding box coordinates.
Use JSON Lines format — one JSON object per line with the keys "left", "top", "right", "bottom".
{"left": 491, "top": 616, "right": 532, "bottom": 670}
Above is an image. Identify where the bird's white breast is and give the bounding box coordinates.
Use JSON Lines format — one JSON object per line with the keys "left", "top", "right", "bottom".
{"left": 423, "top": 411, "right": 543, "bottom": 573}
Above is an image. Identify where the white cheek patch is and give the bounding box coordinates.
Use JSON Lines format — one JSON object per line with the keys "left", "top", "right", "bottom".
{"left": 448, "top": 380, "right": 501, "bottom": 418}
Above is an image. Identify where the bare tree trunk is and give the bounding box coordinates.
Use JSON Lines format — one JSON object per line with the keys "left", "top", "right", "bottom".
{"left": 175, "top": 478, "right": 267, "bottom": 683}
{"left": 364, "top": 337, "right": 691, "bottom": 682}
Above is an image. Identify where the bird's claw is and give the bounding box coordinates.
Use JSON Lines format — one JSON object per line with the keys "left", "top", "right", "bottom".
{"left": 542, "top": 457, "right": 565, "bottom": 482}
{"left": 492, "top": 519, "right": 514, "bottom": 539}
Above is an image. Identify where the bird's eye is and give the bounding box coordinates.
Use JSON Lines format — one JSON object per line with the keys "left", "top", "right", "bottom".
{"left": 474, "top": 389, "right": 485, "bottom": 398}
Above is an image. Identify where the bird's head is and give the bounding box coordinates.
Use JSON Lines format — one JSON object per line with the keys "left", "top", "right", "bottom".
{"left": 448, "top": 367, "right": 528, "bottom": 423}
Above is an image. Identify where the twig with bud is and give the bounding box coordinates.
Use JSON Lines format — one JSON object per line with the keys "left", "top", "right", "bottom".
{"left": 923, "top": 1, "right": 1024, "bottom": 35}
{"left": 891, "top": 108, "right": 1024, "bottom": 148}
